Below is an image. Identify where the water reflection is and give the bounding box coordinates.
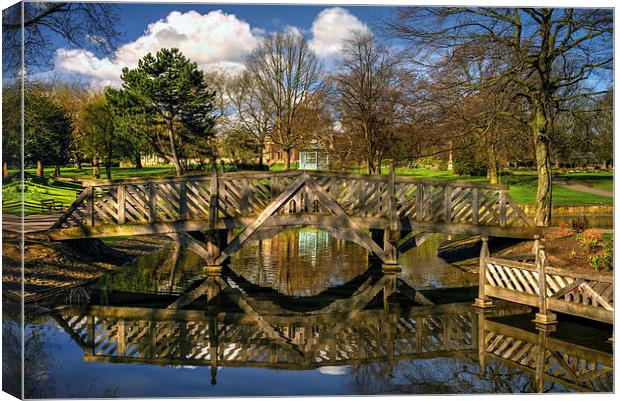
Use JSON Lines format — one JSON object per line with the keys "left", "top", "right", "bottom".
{"left": 230, "top": 229, "right": 369, "bottom": 296}
{"left": 15, "top": 228, "right": 614, "bottom": 397}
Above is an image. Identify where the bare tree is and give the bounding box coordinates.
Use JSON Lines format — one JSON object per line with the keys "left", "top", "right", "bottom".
{"left": 2, "top": 2, "right": 120, "bottom": 72}
{"left": 334, "top": 32, "right": 407, "bottom": 174}
{"left": 226, "top": 71, "right": 274, "bottom": 167}
{"left": 387, "top": 7, "right": 613, "bottom": 226}
{"left": 246, "top": 31, "right": 323, "bottom": 169}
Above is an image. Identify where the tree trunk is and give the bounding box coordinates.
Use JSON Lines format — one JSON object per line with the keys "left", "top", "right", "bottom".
{"left": 54, "top": 164, "right": 61, "bottom": 176}
{"left": 531, "top": 106, "right": 553, "bottom": 227}
{"left": 167, "top": 120, "right": 183, "bottom": 176}
{"left": 135, "top": 151, "right": 142, "bottom": 169}
{"left": 93, "top": 157, "right": 100, "bottom": 179}
{"left": 3, "top": 162, "right": 8, "bottom": 178}
{"left": 105, "top": 150, "right": 112, "bottom": 180}
{"left": 76, "top": 159, "right": 82, "bottom": 170}
{"left": 367, "top": 161, "right": 375, "bottom": 175}
{"left": 285, "top": 149, "right": 291, "bottom": 170}
{"left": 487, "top": 142, "right": 499, "bottom": 185}
{"left": 36, "top": 160, "right": 44, "bottom": 177}
{"left": 258, "top": 139, "right": 264, "bottom": 167}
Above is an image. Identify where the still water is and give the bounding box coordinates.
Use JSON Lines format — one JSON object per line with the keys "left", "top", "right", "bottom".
{"left": 3, "top": 229, "right": 613, "bottom": 397}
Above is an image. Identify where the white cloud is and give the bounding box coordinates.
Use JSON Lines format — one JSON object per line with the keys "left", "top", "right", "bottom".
{"left": 54, "top": 10, "right": 261, "bottom": 87}
{"left": 308, "top": 7, "right": 370, "bottom": 58}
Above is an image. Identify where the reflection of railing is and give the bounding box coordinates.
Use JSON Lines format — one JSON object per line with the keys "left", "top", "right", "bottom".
{"left": 479, "top": 315, "right": 613, "bottom": 392}
{"left": 54, "top": 303, "right": 478, "bottom": 370}
{"left": 476, "top": 237, "right": 613, "bottom": 324}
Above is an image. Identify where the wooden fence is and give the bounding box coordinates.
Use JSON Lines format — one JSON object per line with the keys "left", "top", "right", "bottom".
{"left": 476, "top": 237, "right": 614, "bottom": 324}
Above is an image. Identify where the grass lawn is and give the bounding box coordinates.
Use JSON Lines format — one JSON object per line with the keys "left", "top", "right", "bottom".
{"left": 2, "top": 175, "right": 84, "bottom": 215}
{"left": 269, "top": 162, "right": 299, "bottom": 171}
{"left": 14, "top": 165, "right": 178, "bottom": 180}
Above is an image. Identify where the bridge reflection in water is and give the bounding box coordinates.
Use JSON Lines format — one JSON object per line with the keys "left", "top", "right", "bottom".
{"left": 52, "top": 266, "right": 613, "bottom": 393}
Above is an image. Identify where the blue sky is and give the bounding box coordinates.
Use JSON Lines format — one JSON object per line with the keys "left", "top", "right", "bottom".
{"left": 48, "top": 3, "right": 397, "bottom": 87}
{"left": 116, "top": 3, "right": 393, "bottom": 42}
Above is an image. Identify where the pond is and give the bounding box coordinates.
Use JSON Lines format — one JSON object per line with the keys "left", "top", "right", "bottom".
{"left": 3, "top": 229, "right": 613, "bottom": 398}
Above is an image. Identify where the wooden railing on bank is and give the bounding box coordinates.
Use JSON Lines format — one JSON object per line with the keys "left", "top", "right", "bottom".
{"left": 49, "top": 169, "right": 535, "bottom": 240}
{"left": 476, "top": 237, "right": 614, "bottom": 324}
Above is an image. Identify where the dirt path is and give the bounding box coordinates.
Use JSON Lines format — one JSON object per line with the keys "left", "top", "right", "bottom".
{"left": 2, "top": 213, "right": 61, "bottom": 233}
{"left": 554, "top": 181, "right": 613, "bottom": 197}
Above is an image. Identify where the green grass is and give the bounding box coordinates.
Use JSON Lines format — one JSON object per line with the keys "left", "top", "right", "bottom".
{"left": 269, "top": 162, "right": 299, "bottom": 172}
{"left": 508, "top": 183, "right": 613, "bottom": 206}
{"left": 14, "top": 165, "right": 178, "bottom": 180}
{"left": 2, "top": 176, "right": 84, "bottom": 215}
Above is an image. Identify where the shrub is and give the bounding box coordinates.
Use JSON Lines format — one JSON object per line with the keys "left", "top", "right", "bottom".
{"left": 570, "top": 216, "right": 589, "bottom": 231}
{"left": 587, "top": 254, "right": 612, "bottom": 271}
{"left": 453, "top": 161, "right": 487, "bottom": 177}
{"left": 578, "top": 229, "right": 603, "bottom": 252}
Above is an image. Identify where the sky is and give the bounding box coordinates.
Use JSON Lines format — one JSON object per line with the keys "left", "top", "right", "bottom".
{"left": 48, "top": 2, "right": 396, "bottom": 88}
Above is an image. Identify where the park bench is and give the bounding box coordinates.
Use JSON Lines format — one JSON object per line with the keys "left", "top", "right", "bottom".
{"left": 40, "top": 199, "right": 64, "bottom": 213}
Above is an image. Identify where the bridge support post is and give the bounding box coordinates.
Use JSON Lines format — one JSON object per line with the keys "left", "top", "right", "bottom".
{"left": 474, "top": 236, "right": 494, "bottom": 308}
{"left": 204, "top": 229, "right": 228, "bottom": 270}
{"left": 533, "top": 236, "right": 557, "bottom": 325}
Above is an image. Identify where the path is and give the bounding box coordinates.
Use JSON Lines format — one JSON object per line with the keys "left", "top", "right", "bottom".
{"left": 2, "top": 213, "right": 61, "bottom": 233}
{"left": 554, "top": 181, "right": 613, "bottom": 197}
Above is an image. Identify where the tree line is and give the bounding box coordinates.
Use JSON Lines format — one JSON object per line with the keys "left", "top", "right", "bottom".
{"left": 2, "top": 6, "right": 613, "bottom": 226}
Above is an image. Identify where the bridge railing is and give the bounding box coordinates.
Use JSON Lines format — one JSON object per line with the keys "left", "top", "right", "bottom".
{"left": 52, "top": 170, "right": 533, "bottom": 230}
{"left": 480, "top": 242, "right": 613, "bottom": 324}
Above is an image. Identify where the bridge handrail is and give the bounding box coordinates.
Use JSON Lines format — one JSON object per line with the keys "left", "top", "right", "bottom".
{"left": 79, "top": 169, "right": 300, "bottom": 187}
{"left": 79, "top": 169, "right": 509, "bottom": 190}
{"left": 50, "top": 188, "right": 91, "bottom": 229}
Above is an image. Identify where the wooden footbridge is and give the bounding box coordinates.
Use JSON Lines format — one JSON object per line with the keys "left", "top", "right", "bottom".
{"left": 48, "top": 169, "right": 536, "bottom": 265}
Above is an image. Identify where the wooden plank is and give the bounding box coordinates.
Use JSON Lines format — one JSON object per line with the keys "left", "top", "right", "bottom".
{"left": 416, "top": 185, "right": 425, "bottom": 221}
{"left": 388, "top": 165, "right": 398, "bottom": 231}
{"left": 444, "top": 186, "right": 452, "bottom": 223}
{"left": 471, "top": 188, "right": 479, "bottom": 225}
{"left": 47, "top": 215, "right": 547, "bottom": 241}
{"left": 485, "top": 257, "right": 538, "bottom": 272}
{"left": 117, "top": 185, "right": 126, "bottom": 224}
{"left": 208, "top": 169, "right": 219, "bottom": 229}
{"left": 485, "top": 285, "right": 539, "bottom": 307}
{"left": 499, "top": 190, "right": 507, "bottom": 227}
{"left": 148, "top": 183, "right": 157, "bottom": 223}
{"left": 179, "top": 181, "right": 188, "bottom": 221}
{"left": 547, "top": 298, "right": 613, "bottom": 324}
{"left": 87, "top": 187, "right": 95, "bottom": 227}
{"left": 545, "top": 267, "right": 613, "bottom": 283}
